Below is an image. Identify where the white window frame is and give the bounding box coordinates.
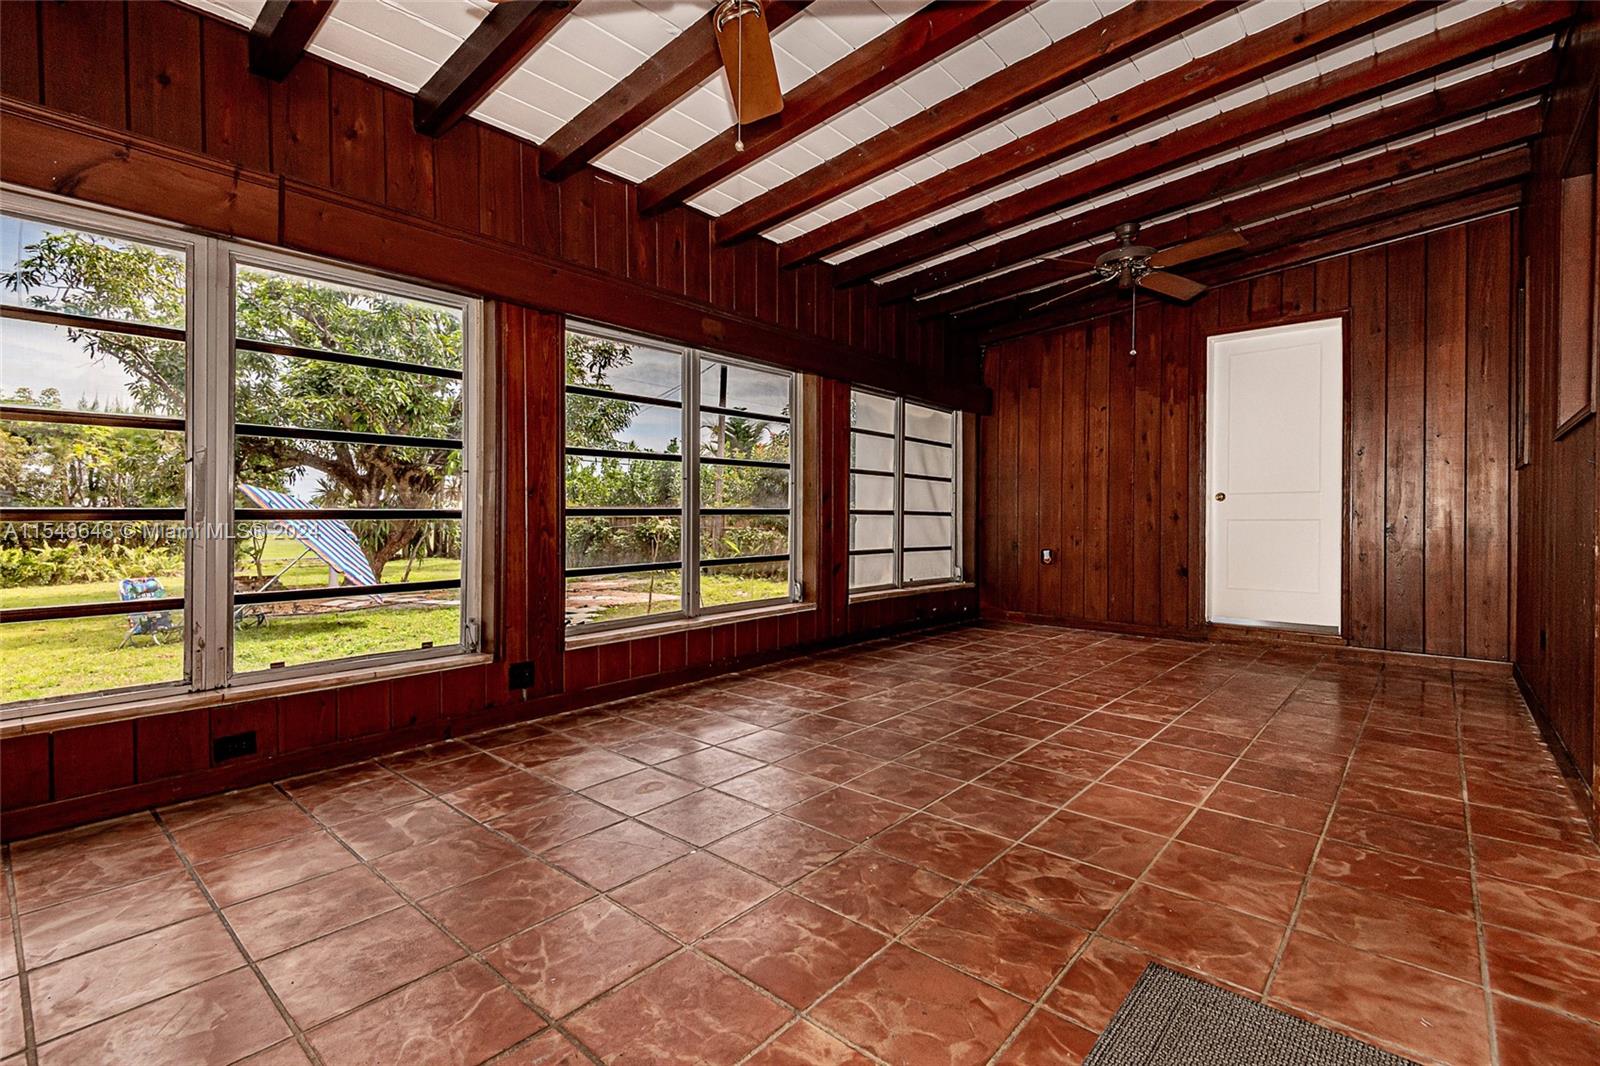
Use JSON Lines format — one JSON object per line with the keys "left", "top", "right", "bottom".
{"left": 563, "top": 320, "right": 802, "bottom": 637}
{"left": 1, "top": 188, "right": 485, "bottom": 722}
{"left": 848, "top": 387, "right": 963, "bottom": 596}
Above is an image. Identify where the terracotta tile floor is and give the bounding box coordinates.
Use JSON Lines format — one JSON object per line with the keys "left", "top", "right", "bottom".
{"left": 4, "top": 622, "right": 1599, "bottom": 1065}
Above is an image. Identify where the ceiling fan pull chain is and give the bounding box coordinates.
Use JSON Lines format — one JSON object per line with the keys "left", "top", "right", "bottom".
{"left": 1129, "top": 284, "right": 1138, "bottom": 357}
{"left": 735, "top": 4, "right": 745, "bottom": 152}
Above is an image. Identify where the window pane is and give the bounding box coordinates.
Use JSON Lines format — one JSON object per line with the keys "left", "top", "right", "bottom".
{"left": 849, "top": 553, "right": 892, "bottom": 590}
{"left": 905, "top": 402, "right": 953, "bottom": 443}
{"left": 1, "top": 609, "right": 186, "bottom": 704}
{"left": 700, "top": 359, "right": 789, "bottom": 418}
{"left": 2, "top": 216, "right": 186, "bottom": 328}
{"left": 567, "top": 456, "right": 681, "bottom": 509}
{"left": 850, "top": 472, "right": 894, "bottom": 511}
{"left": 701, "top": 560, "right": 789, "bottom": 608}
{"left": 565, "top": 571, "right": 681, "bottom": 627}
{"left": 850, "top": 390, "right": 894, "bottom": 433}
{"left": 904, "top": 476, "right": 953, "bottom": 513}
{"left": 236, "top": 266, "right": 462, "bottom": 372}
{"left": 700, "top": 515, "right": 788, "bottom": 562}
{"left": 3, "top": 319, "right": 186, "bottom": 419}
{"left": 850, "top": 430, "right": 894, "bottom": 471}
{"left": 700, "top": 465, "right": 788, "bottom": 509}
{"left": 2, "top": 521, "right": 185, "bottom": 607}
{"left": 238, "top": 351, "right": 462, "bottom": 439}
{"left": 904, "top": 548, "right": 954, "bottom": 584}
{"left": 566, "top": 515, "right": 681, "bottom": 572}
{"left": 699, "top": 414, "right": 789, "bottom": 463}
{"left": 566, "top": 330, "right": 682, "bottom": 400}
{"left": 905, "top": 440, "right": 953, "bottom": 479}
{"left": 235, "top": 439, "right": 463, "bottom": 511}
{"left": 2, "top": 420, "right": 186, "bottom": 507}
{"left": 904, "top": 514, "right": 953, "bottom": 550}
{"left": 850, "top": 513, "right": 893, "bottom": 553}
{"left": 233, "top": 597, "right": 458, "bottom": 674}
{"left": 567, "top": 395, "right": 680, "bottom": 454}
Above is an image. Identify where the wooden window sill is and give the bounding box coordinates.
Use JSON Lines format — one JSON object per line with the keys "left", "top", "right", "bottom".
{"left": 564, "top": 601, "right": 816, "bottom": 650}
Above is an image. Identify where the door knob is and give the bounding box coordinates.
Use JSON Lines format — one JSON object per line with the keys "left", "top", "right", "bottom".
{"left": 1214, "top": 492, "right": 1226, "bottom": 501}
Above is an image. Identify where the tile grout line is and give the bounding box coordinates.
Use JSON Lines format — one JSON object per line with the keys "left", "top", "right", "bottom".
{"left": 1456, "top": 669, "right": 1504, "bottom": 1066}
{"left": 2, "top": 845, "right": 41, "bottom": 1066}
{"left": 151, "top": 809, "right": 328, "bottom": 1066}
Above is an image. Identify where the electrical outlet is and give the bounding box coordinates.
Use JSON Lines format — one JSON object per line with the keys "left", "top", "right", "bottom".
{"left": 508, "top": 661, "right": 534, "bottom": 689}
{"left": 212, "top": 731, "right": 257, "bottom": 763}
{"left": 1041, "top": 549, "right": 1054, "bottom": 565}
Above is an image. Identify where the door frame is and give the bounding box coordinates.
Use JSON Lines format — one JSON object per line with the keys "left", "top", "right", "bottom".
{"left": 1192, "top": 309, "right": 1354, "bottom": 639}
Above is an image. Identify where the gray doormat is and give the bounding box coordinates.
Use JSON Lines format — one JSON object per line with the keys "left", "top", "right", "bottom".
{"left": 1083, "top": 964, "right": 1418, "bottom": 1065}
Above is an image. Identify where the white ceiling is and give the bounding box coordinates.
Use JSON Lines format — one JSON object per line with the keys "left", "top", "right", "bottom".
{"left": 182, "top": 0, "right": 1544, "bottom": 303}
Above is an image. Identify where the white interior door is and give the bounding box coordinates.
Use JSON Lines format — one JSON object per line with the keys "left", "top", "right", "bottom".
{"left": 1206, "top": 319, "right": 1342, "bottom": 631}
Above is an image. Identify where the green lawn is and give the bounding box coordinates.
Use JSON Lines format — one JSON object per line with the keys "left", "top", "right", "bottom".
{"left": 2, "top": 536, "right": 463, "bottom": 704}
{"left": 568, "top": 570, "right": 788, "bottom": 625}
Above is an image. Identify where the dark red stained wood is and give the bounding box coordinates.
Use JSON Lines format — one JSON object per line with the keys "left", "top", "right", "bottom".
{"left": 1281, "top": 266, "right": 1316, "bottom": 318}
{"left": 478, "top": 126, "right": 523, "bottom": 244}
{"left": 40, "top": 0, "right": 126, "bottom": 129}
{"left": 1424, "top": 225, "right": 1468, "bottom": 657}
{"left": 1315, "top": 256, "right": 1351, "bottom": 314}
{"left": 629, "top": 637, "right": 661, "bottom": 680}
{"left": 779, "top": 0, "right": 1419, "bottom": 266}
{"left": 627, "top": 187, "right": 657, "bottom": 287}
{"left": 270, "top": 59, "right": 331, "bottom": 186}
{"left": 638, "top": 0, "right": 1019, "bottom": 211}
{"left": 524, "top": 306, "right": 566, "bottom": 698}
{"left": 657, "top": 207, "right": 686, "bottom": 295}
{"left": 834, "top": 0, "right": 1569, "bottom": 279}
{"left": 434, "top": 121, "right": 480, "bottom": 232}
{"left": 1081, "top": 321, "right": 1110, "bottom": 621}
{"left": 127, "top": 2, "right": 202, "bottom": 151}
{"left": 1159, "top": 303, "right": 1191, "bottom": 629}
{"left": 53, "top": 720, "right": 134, "bottom": 800}
{"left": 683, "top": 212, "right": 711, "bottom": 303}
{"left": 1133, "top": 314, "right": 1162, "bottom": 625}
{"left": 1038, "top": 334, "right": 1064, "bottom": 620}
{"left": 278, "top": 688, "right": 337, "bottom": 745}
{"left": 596, "top": 640, "right": 630, "bottom": 687}
{"left": 390, "top": 673, "right": 443, "bottom": 729}
{"left": 200, "top": 19, "right": 271, "bottom": 172}
{"left": 498, "top": 303, "right": 531, "bottom": 704}
{"left": 248, "top": 0, "right": 333, "bottom": 81}
{"left": 329, "top": 69, "right": 385, "bottom": 203}
{"left": 1248, "top": 275, "right": 1283, "bottom": 321}
{"left": 1, "top": 732, "right": 51, "bottom": 808}
{"left": 896, "top": 57, "right": 1553, "bottom": 306}
{"left": 714, "top": 0, "right": 1228, "bottom": 244}
{"left": 1017, "top": 344, "right": 1041, "bottom": 616}
{"left": 0, "top": 1, "right": 41, "bottom": 104}
{"left": 439, "top": 666, "right": 489, "bottom": 719}
{"left": 1347, "top": 246, "right": 1388, "bottom": 650}
{"left": 1384, "top": 235, "right": 1427, "bottom": 654}
{"left": 1061, "top": 327, "right": 1087, "bottom": 620}
{"left": 135, "top": 710, "right": 209, "bottom": 781}
{"left": 384, "top": 88, "right": 436, "bottom": 218}
{"left": 337, "top": 681, "right": 391, "bottom": 739}
{"left": 211, "top": 698, "right": 280, "bottom": 762}
{"left": 538, "top": 0, "right": 811, "bottom": 180}
{"left": 564, "top": 647, "right": 598, "bottom": 692}
{"left": 413, "top": 0, "right": 575, "bottom": 137}
{"left": 1465, "top": 213, "right": 1512, "bottom": 662}
{"left": 520, "top": 143, "right": 559, "bottom": 254}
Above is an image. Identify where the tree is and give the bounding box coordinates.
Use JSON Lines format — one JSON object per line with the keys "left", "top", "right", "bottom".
{"left": 5, "top": 232, "right": 467, "bottom": 578}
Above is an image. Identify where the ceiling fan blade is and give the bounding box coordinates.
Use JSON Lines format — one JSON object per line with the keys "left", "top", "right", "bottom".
{"left": 1149, "top": 228, "right": 1246, "bottom": 269}
{"left": 1027, "top": 276, "right": 1109, "bottom": 312}
{"left": 1037, "top": 255, "right": 1098, "bottom": 279}
{"left": 1139, "top": 270, "right": 1208, "bottom": 302}
{"left": 715, "top": 0, "right": 784, "bottom": 124}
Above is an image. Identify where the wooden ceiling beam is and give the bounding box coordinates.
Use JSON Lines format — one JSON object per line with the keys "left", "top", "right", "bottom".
{"left": 541, "top": 1, "right": 811, "bottom": 181}
{"left": 638, "top": 1, "right": 1023, "bottom": 213}
{"left": 247, "top": 0, "right": 334, "bottom": 81}
{"left": 830, "top": 0, "right": 1571, "bottom": 285}
{"left": 883, "top": 52, "right": 1553, "bottom": 306}
{"left": 414, "top": 1, "right": 576, "bottom": 138}
{"left": 915, "top": 88, "right": 1545, "bottom": 317}
{"left": 960, "top": 156, "right": 1523, "bottom": 337}
{"left": 777, "top": 0, "right": 1429, "bottom": 267}
{"left": 708, "top": 0, "right": 1232, "bottom": 244}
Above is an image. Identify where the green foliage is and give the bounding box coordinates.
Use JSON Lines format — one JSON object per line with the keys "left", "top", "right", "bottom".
{"left": 0, "top": 540, "right": 183, "bottom": 587}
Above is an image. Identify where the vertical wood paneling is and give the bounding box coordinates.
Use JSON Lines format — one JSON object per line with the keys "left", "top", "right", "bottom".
{"left": 329, "top": 70, "right": 385, "bottom": 203}
{"left": 478, "top": 128, "right": 522, "bottom": 244}
{"left": 200, "top": 19, "right": 270, "bottom": 171}
{"left": 1347, "top": 247, "right": 1389, "bottom": 648}
{"left": 0, "top": 1, "right": 42, "bottom": 104}
{"left": 1384, "top": 236, "right": 1428, "bottom": 653}
{"left": 127, "top": 2, "right": 201, "bottom": 151}
{"left": 1424, "top": 226, "right": 1468, "bottom": 657}
{"left": 270, "top": 60, "right": 331, "bottom": 186}
{"left": 434, "top": 122, "right": 480, "bottom": 232}
{"left": 1466, "top": 214, "right": 1512, "bottom": 661}
{"left": 384, "top": 89, "right": 435, "bottom": 218}
{"left": 40, "top": 0, "right": 126, "bottom": 129}
{"left": 981, "top": 219, "right": 1516, "bottom": 660}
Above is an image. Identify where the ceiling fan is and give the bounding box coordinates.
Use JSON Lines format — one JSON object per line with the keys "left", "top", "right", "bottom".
{"left": 1028, "top": 223, "right": 1247, "bottom": 313}
{"left": 714, "top": 0, "right": 784, "bottom": 144}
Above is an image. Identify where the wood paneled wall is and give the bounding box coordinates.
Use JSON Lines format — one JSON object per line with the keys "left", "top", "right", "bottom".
{"left": 979, "top": 213, "right": 1517, "bottom": 662}
{"left": 1515, "top": 15, "right": 1599, "bottom": 801}
{"left": 0, "top": 2, "right": 979, "bottom": 838}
